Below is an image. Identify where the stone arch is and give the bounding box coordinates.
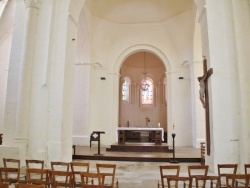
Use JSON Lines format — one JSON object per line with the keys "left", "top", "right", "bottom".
{"left": 112, "top": 44, "right": 172, "bottom": 142}
{"left": 114, "top": 44, "right": 171, "bottom": 73}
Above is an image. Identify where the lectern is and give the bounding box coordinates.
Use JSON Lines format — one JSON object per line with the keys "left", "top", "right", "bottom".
{"left": 90, "top": 131, "right": 105, "bottom": 155}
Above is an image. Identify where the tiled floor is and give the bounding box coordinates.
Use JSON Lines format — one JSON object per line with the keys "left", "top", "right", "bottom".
{"left": 72, "top": 159, "right": 217, "bottom": 188}
{"left": 73, "top": 145, "right": 213, "bottom": 188}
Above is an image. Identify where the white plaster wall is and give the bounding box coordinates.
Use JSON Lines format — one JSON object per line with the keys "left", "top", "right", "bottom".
{"left": 190, "top": 10, "right": 206, "bottom": 148}
{"left": 72, "top": 9, "right": 91, "bottom": 146}
{"left": 2, "top": 0, "right": 26, "bottom": 145}
{"left": 0, "top": 0, "right": 15, "bottom": 134}
{"left": 171, "top": 67, "right": 192, "bottom": 147}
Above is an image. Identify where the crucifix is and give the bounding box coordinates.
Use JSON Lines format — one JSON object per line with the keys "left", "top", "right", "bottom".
{"left": 198, "top": 57, "right": 213, "bottom": 155}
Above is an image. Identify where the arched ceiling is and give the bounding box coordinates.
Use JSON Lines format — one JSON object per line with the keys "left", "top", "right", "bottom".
{"left": 85, "top": 0, "right": 193, "bottom": 24}
{"left": 123, "top": 52, "right": 164, "bottom": 68}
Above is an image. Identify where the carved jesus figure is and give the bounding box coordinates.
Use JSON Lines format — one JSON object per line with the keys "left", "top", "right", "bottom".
{"left": 198, "top": 74, "right": 208, "bottom": 108}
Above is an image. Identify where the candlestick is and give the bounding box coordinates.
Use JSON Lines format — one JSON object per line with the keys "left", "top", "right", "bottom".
{"left": 158, "top": 123, "right": 160, "bottom": 127}
{"left": 170, "top": 133, "right": 179, "bottom": 163}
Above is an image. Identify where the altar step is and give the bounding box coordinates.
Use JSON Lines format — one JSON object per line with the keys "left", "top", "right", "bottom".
{"left": 106, "top": 142, "right": 172, "bottom": 152}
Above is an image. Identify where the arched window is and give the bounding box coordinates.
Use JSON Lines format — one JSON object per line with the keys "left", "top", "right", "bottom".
{"left": 141, "top": 78, "right": 153, "bottom": 104}
{"left": 122, "top": 77, "right": 131, "bottom": 102}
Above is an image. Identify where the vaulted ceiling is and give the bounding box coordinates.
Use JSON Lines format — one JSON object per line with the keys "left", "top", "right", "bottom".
{"left": 86, "top": 0, "right": 193, "bottom": 24}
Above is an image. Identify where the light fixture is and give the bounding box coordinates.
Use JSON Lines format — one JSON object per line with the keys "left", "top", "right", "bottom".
{"left": 140, "top": 52, "right": 150, "bottom": 91}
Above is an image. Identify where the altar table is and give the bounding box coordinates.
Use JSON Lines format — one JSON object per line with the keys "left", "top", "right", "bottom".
{"left": 117, "top": 127, "right": 164, "bottom": 145}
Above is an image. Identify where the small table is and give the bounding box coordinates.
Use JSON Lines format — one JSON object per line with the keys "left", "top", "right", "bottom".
{"left": 91, "top": 131, "right": 105, "bottom": 155}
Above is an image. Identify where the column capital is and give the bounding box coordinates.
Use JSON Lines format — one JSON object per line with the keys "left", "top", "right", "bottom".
{"left": 24, "top": 0, "right": 40, "bottom": 8}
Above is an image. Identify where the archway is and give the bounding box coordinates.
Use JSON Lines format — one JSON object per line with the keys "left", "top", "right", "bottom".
{"left": 113, "top": 45, "right": 173, "bottom": 144}
{"left": 119, "top": 51, "right": 167, "bottom": 142}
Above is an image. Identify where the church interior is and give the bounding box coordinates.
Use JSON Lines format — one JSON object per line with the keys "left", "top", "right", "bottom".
{"left": 0, "top": 0, "right": 250, "bottom": 187}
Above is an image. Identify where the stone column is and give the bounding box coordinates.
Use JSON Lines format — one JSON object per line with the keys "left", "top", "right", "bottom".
{"left": 165, "top": 71, "right": 173, "bottom": 144}
{"left": 15, "top": 0, "right": 40, "bottom": 144}
{"left": 231, "top": 0, "right": 250, "bottom": 168}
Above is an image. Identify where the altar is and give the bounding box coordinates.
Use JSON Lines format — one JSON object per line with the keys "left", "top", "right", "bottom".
{"left": 117, "top": 127, "right": 164, "bottom": 145}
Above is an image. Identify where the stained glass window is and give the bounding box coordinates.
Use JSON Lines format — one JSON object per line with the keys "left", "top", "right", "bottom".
{"left": 141, "top": 79, "right": 153, "bottom": 104}
{"left": 122, "top": 77, "right": 130, "bottom": 102}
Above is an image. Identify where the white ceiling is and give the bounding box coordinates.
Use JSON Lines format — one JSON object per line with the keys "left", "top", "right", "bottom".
{"left": 86, "top": 0, "right": 193, "bottom": 24}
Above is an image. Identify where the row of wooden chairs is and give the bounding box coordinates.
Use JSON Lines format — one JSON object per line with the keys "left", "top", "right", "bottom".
{"left": 0, "top": 158, "right": 118, "bottom": 188}
{"left": 0, "top": 183, "right": 45, "bottom": 188}
{"left": 0, "top": 170, "right": 104, "bottom": 188}
{"left": 158, "top": 164, "right": 250, "bottom": 188}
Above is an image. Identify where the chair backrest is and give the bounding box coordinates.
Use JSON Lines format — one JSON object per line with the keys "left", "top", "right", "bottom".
{"left": 0, "top": 167, "right": 20, "bottom": 184}
{"left": 26, "top": 160, "right": 44, "bottom": 169}
{"left": 81, "top": 172, "right": 104, "bottom": 188}
{"left": 188, "top": 165, "right": 209, "bottom": 177}
{"left": 51, "top": 162, "right": 70, "bottom": 172}
{"left": 195, "top": 175, "right": 220, "bottom": 188}
{"left": 26, "top": 168, "right": 50, "bottom": 188}
{"left": 159, "top": 165, "right": 180, "bottom": 188}
{"left": 70, "top": 162, "right": 90, "bottom": 187}
{"left": 188, "top": 165, "right": 209, "bottom": 188}
{"left": 218, "top": 164, "right": 238, "bottom": 187}
{"left": 96, "top": 163, "right": 116, "bottom": 188}
{"left": 15, "top": 184, "right": 45, "bottom": 188}
{"left": 244, "top": 164, "right": 250, "bottom": 175}
{"left": 49, "top": 170, "right": 73, "bottom": 188}
{"left": 3, "top": 158, "right": 20, "bottom": 168}
{"left": 226, "top": 174, "right": 249, "bottom": 188}
{"left": 167, "top": 176, "right": 192, "bottom": 188}
{"left": 0, "top": 182, "right": 9, "bottom": 188}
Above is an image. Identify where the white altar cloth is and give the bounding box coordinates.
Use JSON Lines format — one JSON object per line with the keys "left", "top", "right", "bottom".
{"left": 117, "top": 127, "right": 164, "bottom": 141}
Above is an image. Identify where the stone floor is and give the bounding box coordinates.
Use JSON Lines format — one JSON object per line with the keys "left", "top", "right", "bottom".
{"left": 73, "top": 159, "right": 216, "bottom": 188}
{"left": 73, "top": 146, "right": 215, "bottom": 188}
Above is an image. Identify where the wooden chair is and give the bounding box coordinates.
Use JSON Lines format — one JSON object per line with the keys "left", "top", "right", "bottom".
{"left": 3, "top": 158, "right": 20, "bottom": 169}
{"left": 0, "top": 167, "right": 20, "bottom": 185}
{"left": 226, "top": 174, "right": 249, "bottom": 188}
{"left": 70, "top": 162, "right": 90, "bottom": 188}
{"left": 3, "top": 158, "right": 25, "bottom": 183}
{"left": 200, "top": 142, "right": 205, "bottom": 165}
{"left": 26, "top": 160, "right": 44, "bottom": 170}
{"left": 195, "top": 175, "right": 220, "bottom": 188}
{"left": 51, "top": 162, "right": 70, "bottom": 172}
{"left": 158, "top": 165, "right": 180, "bottom": 188}
{"left": 187, "top": 165, "right": 209, "bottom": 188}
{"left": 26, "top": 168, "right": 50, "bottom": 188}
{"left": 15, "top": 184, "right": 45, "bottom": 188}
{"left": 81, "top": 172, "right": 104, "bottom": 188}
{"left": 49, "top": 170, "right": 73, "bottom": 188}
{"left": 218, "top": 164, "right": 238, "bottom": 188}
{"left": 96, "top": 163, "right": 118, "bottom": 188}
{"left": 167, "top": 176, "right": 193, "bottom": 188}
{"left": 245, "top": 164, "right": 250, "bottom": 175}
{"left": 0, "top": 183, "right": 9, "bottom": 188}
{"left": 234, "top": 165, "right": 250, "bottom": 188}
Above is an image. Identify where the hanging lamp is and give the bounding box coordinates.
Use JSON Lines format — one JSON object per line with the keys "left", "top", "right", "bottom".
{"left": 140, "top": 52, "right": 150, "bottom": 91}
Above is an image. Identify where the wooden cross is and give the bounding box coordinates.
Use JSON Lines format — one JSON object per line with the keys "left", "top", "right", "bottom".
{"left": 198, "top": 57, "right": 213, "bottom": 155}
